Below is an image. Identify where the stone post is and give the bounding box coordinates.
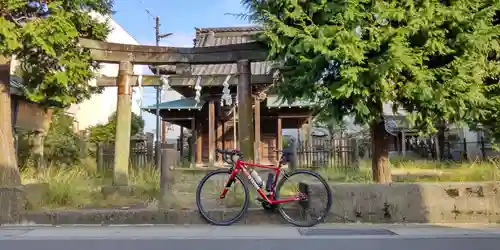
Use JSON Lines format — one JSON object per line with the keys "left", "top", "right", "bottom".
{"left": 113, "top": 61, "right": 133, "bottom": 186}
{"left": 160, "top": 148, "right": 176, "bottom": 208}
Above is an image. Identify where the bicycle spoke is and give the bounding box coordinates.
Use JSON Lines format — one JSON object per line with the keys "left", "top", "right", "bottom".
{"left": 196, "top": 169, "right": 249, "bottom": 226}
{"left": 275, "top": 170, "right": 332, "bottom": 227}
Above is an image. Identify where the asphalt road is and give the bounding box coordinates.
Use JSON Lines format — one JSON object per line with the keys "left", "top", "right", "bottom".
{"left": 1, "top": 224, "right": 499, "bottom": 250}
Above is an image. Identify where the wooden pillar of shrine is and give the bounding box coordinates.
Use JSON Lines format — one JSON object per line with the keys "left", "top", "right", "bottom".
{"left": 277, "top": 117, "right": 283, "bottom": 160}
{"left": 196, "top": 120, "right": 202, "bottom": 165}
{"left": 190, "top": 117, "right": 196, "bottom": 167}
{"left": 208, "top": 100, "right": 215, "bottom": 165}
{"left": 254, "top": 97, "right": 261, "bottom": 163}
{"left": 237, "top": 59, "right": 254, "bottom": 161}
{"left": 161, "top": 121, "right": 167, "bottom": 143}
{"left": 217, "top": 119, "right": 223, "bottom": 164}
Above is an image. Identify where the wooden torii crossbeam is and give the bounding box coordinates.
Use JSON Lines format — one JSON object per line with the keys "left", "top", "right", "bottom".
{"left": 79, "top": 38, "right": 267, "bottom": 64}
{"left": 81, "top": 38, "right": 268, "bottom": 185}
{"left": 95, "top": 74, "right": 273, "bottom": 87}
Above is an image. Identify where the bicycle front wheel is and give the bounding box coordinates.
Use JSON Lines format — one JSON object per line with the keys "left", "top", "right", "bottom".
{"left": 196, "top": 169, "right": 250, "bottom": 226}
{"left": 275, "top": 170, "right": 332, "bottom": 227}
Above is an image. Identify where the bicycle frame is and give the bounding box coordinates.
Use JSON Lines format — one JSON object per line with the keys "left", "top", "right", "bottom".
{"left": 219, "top": 159, "right": 302, "bottom": 205}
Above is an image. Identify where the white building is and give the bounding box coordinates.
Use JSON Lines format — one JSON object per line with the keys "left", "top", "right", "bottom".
{"left": 65, "top": 13, "right": 146, "bottom": 131}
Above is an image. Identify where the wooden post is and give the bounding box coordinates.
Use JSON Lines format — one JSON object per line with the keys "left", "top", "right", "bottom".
{"left": 277, "top": 117, "right": 283, "bottom": 159}
{"left": 162, "top": 120, "right": 168, "bottom": 145}
{"left": 306, "top": 116, "right": 312, "bottom": 145}
{"left": 208, "top": 100, "right": 215, "bottom": 165}
{"left": 217, "top": 119, "right": 223, "bottom": 164}
{"left": 196, "top": 121, "right": 203, "bottom": 165}
{"left": 254, "top": 97, "right": 261, "bottom": 164}
{"left": 352, "top": 138, "right": 360, "bottom": 170}
{"left": 113, "top": 61, "right": 133, "bottom": 186}
{"left": 462, "top": 137, "right": 468, "bottom": 160}
{"left": 289, "top": 139, "right": 298, "bottom": 171}
{"left": 237, "top": 59, "right": 254, "bottom": 162}
{"left": 190, "top": 117, "right": 196, "bottom": 168}
{"left": 32, "top": 131, "right": 46, "bottom": 169}
{"left": 179, "top": 126, "right": 184, "bottom": 157}
{"left": 481, "top": 136, "right": 486, "bottom": 160}
{"left": 162, "top": 121, "right": 167, "bottom": 143}
{"left": 434, "top": 134, "right": 440, "bottom": 160}
{"left": 401, "top": 131, "right": 406, "bottom": 156}
{"left": 297, "top": 127, "right": 301, "bottom": 144}
{"left": 96, "top": 142, "right": 104, "bottom": 174}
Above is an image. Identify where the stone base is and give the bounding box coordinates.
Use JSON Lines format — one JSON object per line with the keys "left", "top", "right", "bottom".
{"left": 0, "top": 186, "right": 25, "bottom": 224}
{"left": 0, "top": 183, "right": 50, "bottom": 224}
{"left": 18, "top": 208, "right": 287, "bottom": 225}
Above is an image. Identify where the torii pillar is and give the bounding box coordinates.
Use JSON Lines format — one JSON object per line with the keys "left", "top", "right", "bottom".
{"left": 237, "top": 59, "right": 254, "bottom": 161}
{"left": 113, "top": 61, "right": 133, "bottom": 185}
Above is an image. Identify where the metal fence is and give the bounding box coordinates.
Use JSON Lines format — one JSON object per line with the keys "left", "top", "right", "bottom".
{"left": 391, "top": 136, "right": 498, "bottom": 161}
{"left": 293, "top": 137, "right": 358, "bottom": 168}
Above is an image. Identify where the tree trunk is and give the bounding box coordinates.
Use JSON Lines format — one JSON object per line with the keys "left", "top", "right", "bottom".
{"left": 370, "top": 119, "right": 391, "bottom": 183}
{"left": 0, "top": 55, "right": 21, "bottom": 187}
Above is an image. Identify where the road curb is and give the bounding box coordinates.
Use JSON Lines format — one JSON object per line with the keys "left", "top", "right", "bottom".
{"left": 13, "top": 208, "right": 295, "bottom": 225}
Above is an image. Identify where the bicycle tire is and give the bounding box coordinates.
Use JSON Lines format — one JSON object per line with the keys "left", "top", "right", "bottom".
{"left": 274, "top": 169, "right": 332, "bottom": 227}
{"left": 195, "top": 168, "right": 250, "bottom": 226}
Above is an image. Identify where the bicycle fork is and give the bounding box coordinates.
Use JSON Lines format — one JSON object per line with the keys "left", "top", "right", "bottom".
{"left": 219, "top": 169, "right": 240, "bottom": 199}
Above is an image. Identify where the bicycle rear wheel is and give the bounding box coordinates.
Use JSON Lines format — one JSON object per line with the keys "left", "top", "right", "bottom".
{"left": 274, "top": 170, "right": 332, "bottom": 227}
{"left": 196, "top": 169, "right": 250, "bottom": 226}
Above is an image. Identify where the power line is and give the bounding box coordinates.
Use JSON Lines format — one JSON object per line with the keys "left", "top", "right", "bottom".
{"left": 145, "top": 8, "right": 155, "bottom": 19}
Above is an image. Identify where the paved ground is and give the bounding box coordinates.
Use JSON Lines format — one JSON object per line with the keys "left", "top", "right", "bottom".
{"left": 1, "top": 223, "right": 500, "bottom": 250}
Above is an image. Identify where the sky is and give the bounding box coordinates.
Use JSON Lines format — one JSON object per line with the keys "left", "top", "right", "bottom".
{"left": 111, "top": 0, "right": 251, "bottom": 133}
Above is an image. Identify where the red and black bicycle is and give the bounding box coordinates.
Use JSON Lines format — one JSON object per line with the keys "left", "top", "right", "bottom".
{"left": 195, "top": 148, "right": 332, "bottom": 227}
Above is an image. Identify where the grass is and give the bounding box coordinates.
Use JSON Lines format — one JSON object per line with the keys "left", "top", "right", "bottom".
{"left": 21, "top": 163, "right": 160, "bottom": 210}
{"left": 317, "top": 158, "right": 500, "bottom": 183}
{"left": 19, "top": 157, "right": 500, "bottom": 210}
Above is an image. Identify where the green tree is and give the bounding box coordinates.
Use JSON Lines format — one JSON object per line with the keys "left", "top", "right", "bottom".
{"left": 314, "top": 109, "right": 347, "bottom": 138}
{"left": 88, "top": 111, "right": 145, "bottom": 143}
{"left": 17, "top": 110, "right": 86, "bottom": 167}
{"left": 44, "top": 110, "right": 86, "bottom": 166}
{"left": 0, "top": 0, "right": 113, "bottom": 186}
{"left": 242, "top": 0, "right": 500, "bottom": 183}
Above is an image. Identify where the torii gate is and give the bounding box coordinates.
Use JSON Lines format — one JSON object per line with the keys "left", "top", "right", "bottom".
{"left": 78, "top": 38, "right": 268, "bottom": 185}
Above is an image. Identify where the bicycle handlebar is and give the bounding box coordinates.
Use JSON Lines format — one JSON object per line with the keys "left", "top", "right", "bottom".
{"left": 215, "top": 148, "right": 243, "bottom": 164}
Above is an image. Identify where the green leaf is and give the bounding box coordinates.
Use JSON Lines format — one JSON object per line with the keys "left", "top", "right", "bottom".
{"left": 241, "top": 0, "right": 500, "bottom": 141}
{"left": 1, "top": 0, "right": 113, "bottom": 108}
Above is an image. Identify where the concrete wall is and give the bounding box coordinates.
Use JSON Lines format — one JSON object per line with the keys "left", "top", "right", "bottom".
{"left": 166, "top": 170, "right": 500, "bottom": 223}
{"left": 5, "top": 172, "right": 500, "bottom": 224}
{"left": 316, "top": 182, "right": 500, "bottom": 223}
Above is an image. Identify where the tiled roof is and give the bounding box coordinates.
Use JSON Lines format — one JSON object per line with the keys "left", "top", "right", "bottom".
{"left": 9, "top": 75, "right": 24, "bottom": 96}
{"left": 142, "top": 97, "right": 206, "bottom": 112}
{"left": 157, "top": 26, "right": 272, "bottom": 76}
{"left": 194, "top": 26, "right": 263, "bottom": 34}
{"left": 266, "top": 95, "right": 314, "bottom": 108}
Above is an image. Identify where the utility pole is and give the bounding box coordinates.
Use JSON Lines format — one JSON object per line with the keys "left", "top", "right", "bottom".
{"left": 154, "top": 16, "right": 172, "bottom": 169}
